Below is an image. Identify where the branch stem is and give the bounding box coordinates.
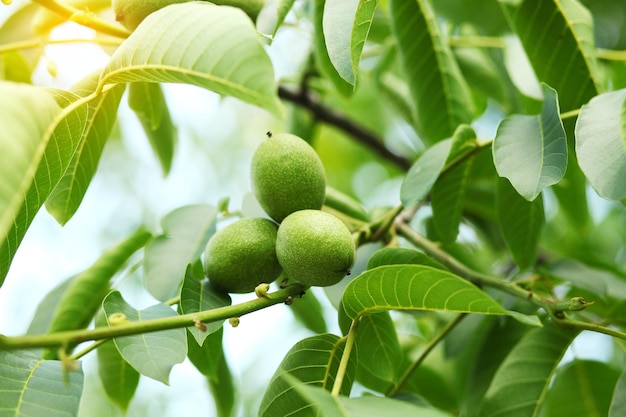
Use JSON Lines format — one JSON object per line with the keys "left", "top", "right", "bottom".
{"left": 0, "top": 284, "right": 304, "bottom": 350}
{"left": 331, "top": 318, "right": 359, "bottom": 396}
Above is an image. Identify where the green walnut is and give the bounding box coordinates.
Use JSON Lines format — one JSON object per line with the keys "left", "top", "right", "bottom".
{"left": 276, "top": 210, "right": 355, "bottom": 287}
{"left": 251, "top": 133, "right": 326, "bottom": 222}
{"left": 204, "top": 218, "right": 282, "bottom": 294}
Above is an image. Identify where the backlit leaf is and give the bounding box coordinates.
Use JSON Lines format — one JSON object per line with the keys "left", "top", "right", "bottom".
{"left": 99, "top": 2, "right": 283, "bottom": 116}
{"left": 256, "top": 0, "right": 297, "bottom": 37}
{"left": 400, "top": 139, "right": 452, "bottom": 207}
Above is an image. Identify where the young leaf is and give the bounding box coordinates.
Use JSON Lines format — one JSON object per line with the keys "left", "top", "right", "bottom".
{"left": 542, "top": 360, "right": 620, "bottom": 417}
{"left": 99, "top": 2, "right": 283, "bottom": 116}
{"left": 259, "top": 334, "right": 356, "bottom": 417}
{"left": 574, "top": 88, "right": 626, "bottom": 201}
{"left": 0, "top": 350, "right": 83, "bottom": 417}
{"left": 367, "top": 247, "right": 447, "bottom": 271}
{"left": 496, "top": 177, "right": 545, "bottom": 270}
{"left": 144, "top": 204, "right": 218, "bottom": 301}
{"left": 127, "top": 82, "right": 176, "bottom": 176}
{"left": 389, "top": 0, "right": 474, "bottom": 143}
{"left": 478, "top": 323, "right": 578, "bottom": 417}
{"left": 493, "top": 84, "right": 567, "bottom": 201}
{"left": 95, "top": 311, "right": 140, "bottom": 412}
{"left": 256, "top": 0, "right": 297, "bottom": 38}
{"left": 610, "top": 369, "right": 626, "bottom": 417}
{"left": 355, "top": 312, "right": 403, "bottom": 393}
{"left": 339, "top": 264, "right": 508, "bottom": 333}
{"left": 499, "top": 0, "right": 601, "bottom": 112}
{"left": 102, "top": 291, "right": 187, "bottom": 384}
{"left": 179, "top": 268, "right": 231, "bottom": 346}
{"left": 323, "top": 0, "right": 377, "bottom": 85}
{"left": 43, "top": 228, "right": 152, "bottom": 359}
{"left": 400, "top": 139, "right": 452, "bottom": 207}
{"left": 0, "top": 82, "right": 88, "bottom": 285}
{"left": 312, "top": 0, "right": 354, "bottom": 95}
{"left": 45, "top": 72, "right": 126, "bottom": 225}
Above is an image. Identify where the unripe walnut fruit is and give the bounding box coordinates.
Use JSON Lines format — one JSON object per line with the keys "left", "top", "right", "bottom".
{"left": 204, "top": 218, "right": 282, "bottom": 294}
{"left": 276, "top": 210, "right": 355, "bottom": 287}
{"left": 251, "top": 133, "right": 326, "bottom": 222}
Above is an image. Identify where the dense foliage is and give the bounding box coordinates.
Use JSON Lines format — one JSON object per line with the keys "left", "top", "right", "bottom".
{"left": 1, "top": 0, "right": 626, "bottom": 416}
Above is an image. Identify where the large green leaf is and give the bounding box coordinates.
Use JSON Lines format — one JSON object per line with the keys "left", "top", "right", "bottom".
{"left": 478, "top": 322, "right": 578, "bottom": 417}
{"left": 574, "top": 88, "right": 626, "bottom": 202}
{"left": 496, "top": 177, "right": 545, "bottom": 269}
{"left": 389, "top": 0, "right": 474, "bottom": 143}
{"left": 45, "top": 73, "right": 126, "bottom": 225}
{"left": 339, "top": 264, "right": 508, "bottom": 333}
{"left": 323, "top": 0, "right": 377, "bottom": 85}
{"left": 144, "top": 204, "right": 218, "bottom": 301}
{"left": 499, "top": 0, "right": 600, "bottom": 112}
{"left": 0, "top": 82, "right": 88, "bottom": 285}
{"left": 543, "top": 359, "right": 620, "bottom": 417}
{"left": 95, "top": 312, "right": 140, "bottom": 412}
{"left": 493, "top": 84, "right": 567, "bottom": 201}
{"left": 128, "top": 82, "right": 176, "bottom": 176}
{"left": 179, "top": 267, "right": 231, "bottom": 346}
{"left": 610, "top": 369, "right": 626, "bottom": 417}
{"left": 102, "top": 291, "right": 187, "bottom": 384}
{"left": 43, "top": 229, "right": 152, "bottom": 359}
{"left": 99, "top": 2, "right": 283, "bottom": 116}
{"left": 259, "top": 334, "right": 356, "bottom": 417}
{"left": 0, "top": 350, "right": 83, "bottom": 417}
{"left": 400, "top": 139, "right": 452, "bottom": 207}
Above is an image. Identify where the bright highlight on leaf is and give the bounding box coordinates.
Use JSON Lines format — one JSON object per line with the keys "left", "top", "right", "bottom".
{"left": 493, "top": 83, "right": 566, "bottom": 201}
{"left": 100, "top": 2, "right": 283, "bottom": 116}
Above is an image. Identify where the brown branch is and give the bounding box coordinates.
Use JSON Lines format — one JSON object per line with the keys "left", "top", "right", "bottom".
{"left": 278, "top": 85, "right": 412, "bottom": 171}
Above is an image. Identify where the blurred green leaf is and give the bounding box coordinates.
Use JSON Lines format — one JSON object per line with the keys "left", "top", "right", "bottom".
{"left": 610, "top": 369, "right": 626, "bottom": 417}
{"left": 479, "top": 322, "right": 578, "bottom": 417}
{"left": 0, "top": 82, "right": 87, "bottom": 285}
{"left": 179, "top": 268, "right": 231, "bottom": 345}
{"left": 128, "top": 82, "right": 176, "bottom": 176}
{"left": 499, "top": 0, "right": 600, "bottom": 112}
{"left": 367, "top": 247, "right": 447, "bottom": 270}
{"left": 323, "top": 0, "right": 377, "bottom": 85}
{"left": 45, "top": 72, "right": 126, "bottom": 225}
{"left": 493, "top": 84, "right": 567, "bottom": 201}
{"left": 100, "top": 2, "right": 283, "bottom": 116}
{"left": 496, "top": 177, "right": 545, "bottom": 269}
{"left": 575, "top": 88, "right": 626, "bottom": 201}
{"left": 144, "top": 204, "right": 218, "bottom": 301}
{"left": 543, "top": 359, "right": 620, "bottom": 417}
{"left": 0, "top": 350, "right": 83, "bottom": 417}
{"left": 102, "top": 291, "right": 187, "bottom": 384}
{"left": 547, "top": 259, "right": 626, "bottom": 304}
{"left": 288, "top": 289, "right": 328, "bottom": 334}
{"left": 259, "top": 334, "right": 356, "bottom": 417}
{"left": 257, "top": 0, "right": 297, "bottom": 37}
{"left": 389, "top": 0, "right": 474, "bottom": 143}
{"left": 401, "top": 139, "right": 452, "bottom": 207}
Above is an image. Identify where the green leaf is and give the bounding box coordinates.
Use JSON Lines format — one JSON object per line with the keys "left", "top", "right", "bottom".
{"left": 496, "top": 177, "right": 545, "bottom": 269}
{"left": 478, "top": 322, "right": 578, "bottom": 417}
{"left": 259, "top": 334, "right": 356, "bottom": 417}
{"left": 43, "top": 229, "right": 152, "bottom": 359}
{"left": 366, "top": 247, "right": 447, "bottom": 271}
{"left": 257, "top": 0, "right": 297, "bottom": 37}
{"left": 287, "top": 377, "right": 453, "bottom": 417}
{"left": 144, "top": 204, "right": 218, "bottom": 301}
{"left": 389, "top": 0, "right": 474, "bottom": 143}
{"left": 499, "top": 0, "right": 600, "bottom": 112}
{"left": 323, "top": 0, "right": 377, "bottom": 85}
{"left": 0, "top": 3, "right": 41, "bottom": 81}
{"left": 313, "top": 0, "right": 354, "bottom": 95}
{"left": 289, "top": 289, "right": 328, "bottom": 334}
{"left": 0, "top": 350, "right": 83, "bottom": 417}
{"left": 179, "top": 268, "right": 231, "bottom": 346}
{"left": 45, "top": 72, "right": 126, "bottom": 225}
{"left": 95, "top": 311, "right": 140, "bottom": 412}
{"left": 543, "top": 359, "right": 620, "bottom": 417}
{"left": 493, "top": 84, "right": 567, "bottom": 201}
{"left": 400, "top": 139, "right": 452, "bottom": 207}
{"left": 574, "top": 88, "right": 626, "bottom": 201}
{"left": 128, "top": 82, "right": 176, "bottom": 176}
{"left": 99, "top": 2, "right": 283, "bottom": 116}
{"left": 0, "top": 82, "right": 88, "bottom": 285}
{"left": 547, "top": 259, "right": 626, "bottom": 304}
{"left": 27, "top": 276, "right": 75, "bottom": 337}
{"left": 102, "top": 291, "right": 187, "bottom": 384}
{"left": 610, "top": 369, "right": 626, "bottom": 417}
{"left": 339, "top": 265, "right": 508, "bottom": 333}
{"left": 355, "top": 312, "right": 403, "bottom": 392}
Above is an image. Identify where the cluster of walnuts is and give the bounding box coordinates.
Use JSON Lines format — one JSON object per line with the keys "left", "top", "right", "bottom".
{"left": 203, "top": 133, "right": 356, "bottom": 294}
